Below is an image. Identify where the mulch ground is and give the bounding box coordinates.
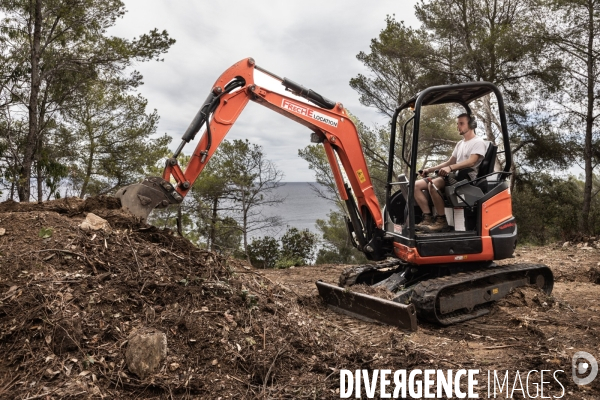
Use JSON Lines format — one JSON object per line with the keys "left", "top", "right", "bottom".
{"left": 0, "top": 197, "right": 599, "bottom": 399}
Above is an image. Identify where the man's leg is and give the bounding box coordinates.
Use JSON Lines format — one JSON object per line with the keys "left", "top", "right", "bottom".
{"left": 414, "top": 179, "right": 431, "bottom": 214}
{"left": 414, "top": 179, "right": 435, "bottom": 230}
{"left": 427, "top": 177, "right": 450, "bottom": 232}
{"left": 428, "top": 177, "right": 446, "bottom": 216}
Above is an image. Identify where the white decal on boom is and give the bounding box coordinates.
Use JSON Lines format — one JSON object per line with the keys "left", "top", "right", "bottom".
{"left": 281, "top": 99, "right": 339, "bottom": 128}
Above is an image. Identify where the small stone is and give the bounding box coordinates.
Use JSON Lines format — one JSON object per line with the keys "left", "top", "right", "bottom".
{"left": 0, "top": 228, "right": 5, "bottom": 236}
{"left": 211, "top": 359, "right": 218, "bottom": 366}
{"left": 125, "top": 331, "right": 167, "bottom": 379}
{"left": 169, "top": 362, "right": 180, "bottom": 371}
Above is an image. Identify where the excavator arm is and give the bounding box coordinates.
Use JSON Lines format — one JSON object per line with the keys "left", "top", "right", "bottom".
{"left": 117, "top": 57, "right": 386, "bottom": 257}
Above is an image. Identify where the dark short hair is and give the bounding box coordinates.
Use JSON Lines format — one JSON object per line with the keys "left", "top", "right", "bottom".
{"left": 456, "top": 113, "right": 470, "bottom": 120}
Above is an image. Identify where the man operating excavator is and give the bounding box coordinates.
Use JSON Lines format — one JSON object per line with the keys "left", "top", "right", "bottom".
{"left": 414, "top": 113, "right": 487, "bottom": 232}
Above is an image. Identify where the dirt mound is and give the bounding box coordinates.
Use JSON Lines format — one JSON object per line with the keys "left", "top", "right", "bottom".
{"left": 0, "top": 197, "right": 424, "bottom": 399}
{"left": 2, "top": 198, "right": 599, "bottom": 399}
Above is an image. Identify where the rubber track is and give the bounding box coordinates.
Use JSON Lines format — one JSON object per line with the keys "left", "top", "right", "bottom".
{"left": 410, "top": 263, "right": 553, "bottom": 325}
{"left": 338, "top": 260, "right": 405, "bottom": 287}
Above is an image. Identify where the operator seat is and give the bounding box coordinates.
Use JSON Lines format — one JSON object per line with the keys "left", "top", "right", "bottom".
{"left": 474, "top": 141, "right": 497, "bottom": 194}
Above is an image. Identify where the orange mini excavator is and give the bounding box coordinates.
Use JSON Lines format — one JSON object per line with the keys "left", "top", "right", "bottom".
{"left": 117, "top": 58, "right": 553, "bottom": 331}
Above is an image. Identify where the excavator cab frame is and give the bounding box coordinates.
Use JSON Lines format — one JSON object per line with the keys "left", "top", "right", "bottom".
{"left": 380, "top": 82, "right": 517, "bottom": 265}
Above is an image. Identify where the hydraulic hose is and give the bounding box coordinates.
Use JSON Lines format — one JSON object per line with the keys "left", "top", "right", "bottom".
{"left": 174, "top": 77, "right": 245, "bottom": 159}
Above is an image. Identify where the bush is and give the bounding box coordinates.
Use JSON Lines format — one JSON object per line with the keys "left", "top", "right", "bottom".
{"left": 280, "top": 227, "right": 317, "bottom": 265}
{"left": 513, "top": 174, "right": 585, "bottom": 243}
{"left": 247, "top": 236, "right": 280, "bottom": 269}
{"left": 274, "top": 256, "right": 304, "bottom": 269}
{"left": 315, "top": 211, "right": 367, "bottom": 264}
{"left": 245, "top": 227, "right": 317, "bottom": 268}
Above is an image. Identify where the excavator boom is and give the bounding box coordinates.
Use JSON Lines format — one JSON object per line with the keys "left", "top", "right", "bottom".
{"left": 119, "top": 58, "right": 382, "bottom": 248}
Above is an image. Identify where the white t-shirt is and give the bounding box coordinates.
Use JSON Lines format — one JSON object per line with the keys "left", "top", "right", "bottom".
{"left": 451, "top": 136, "right": 487, "bottom": 173}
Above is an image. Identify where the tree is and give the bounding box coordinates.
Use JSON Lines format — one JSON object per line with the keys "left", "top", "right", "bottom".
{"left": 57, "top": 82, "right": 170, "bottom": 197}
{"left": 539, "top": 0, "right": 600, "bottom": 232}
{"left": 350, "top": 17, "right": 441, "bottom": 118}
{"left": 0, "top": 0, "right": 174, "bottom": 201}
{"left": 297, "top": 144, "right": 343, "bottom": 206}
{"left": 352, "top": 8, "right": 561, "bottom": 192}
{"left": 187, "top": 149, "right": 239, "bottom": 251}
{"left": 315, "top": 211, "right": 367, "bottom": 265}
{"left": 414, "top": 0, "right": 563, "bottom": 184}
{"left": 512, "top": 173, "right": 589, "bottom": 242}
{"left": 219, "top": 139, "right": 285, "bottom": 260}
{"left": 279, "top": 227, "right": 317, "bottom": 266}
{"left": 247, "top": 236, "right": 280, "bottom": 269}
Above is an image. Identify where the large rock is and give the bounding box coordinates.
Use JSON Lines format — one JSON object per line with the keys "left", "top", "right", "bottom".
{"left": 125, "top": 331, "right": 167, "bottom": 379}
{"left": 79, "top": 213, "right": 111, "bottom": 231}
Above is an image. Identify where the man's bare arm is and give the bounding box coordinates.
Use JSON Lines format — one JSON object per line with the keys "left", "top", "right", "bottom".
{"left": 438, "top": 154, "right": 482, "bottom": 176}
{"left": 422, "top": 156, "right": 457, "bottom": 175}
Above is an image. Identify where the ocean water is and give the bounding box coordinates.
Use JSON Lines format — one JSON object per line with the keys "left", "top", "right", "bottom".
{"left": 256, "top": 182, "right": 335, "bottom": 238}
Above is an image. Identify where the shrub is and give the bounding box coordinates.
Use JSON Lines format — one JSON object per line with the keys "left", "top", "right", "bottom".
{"left": 247, "top": 236, "right": 280, "bottom": 269}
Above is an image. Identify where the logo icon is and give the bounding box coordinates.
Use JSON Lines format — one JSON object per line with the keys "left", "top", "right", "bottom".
{"left": 572, "top": 351, "right": 598, "bottom": 385}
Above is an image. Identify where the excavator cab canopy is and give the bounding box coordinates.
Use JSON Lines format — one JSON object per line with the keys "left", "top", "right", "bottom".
{"left": 385, "top": 82, "right": 513, "bottom": 243}
{"left": 398, "top": 83, "right": 498, "bottom": 110}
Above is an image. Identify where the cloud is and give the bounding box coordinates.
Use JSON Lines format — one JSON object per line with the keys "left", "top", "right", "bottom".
{"left": 110, "top": 1, "right": 419, "bottom": 181}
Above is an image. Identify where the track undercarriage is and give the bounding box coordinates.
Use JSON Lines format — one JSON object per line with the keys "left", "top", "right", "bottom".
{"left": 316, "top": 261, "right": 554, "bottom": 331}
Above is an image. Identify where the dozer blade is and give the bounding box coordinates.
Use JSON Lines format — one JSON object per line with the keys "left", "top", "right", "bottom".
{"left": 116, "top": 177, "right": 183, "bottom": 220}
{"left": 315, "top": 281, "right": 417, "bottom": 331}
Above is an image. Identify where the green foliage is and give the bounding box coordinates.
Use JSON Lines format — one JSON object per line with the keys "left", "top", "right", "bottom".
{"left": 38, "top": 227, "right": 53, "bottom": 239}
{"left": 151, "top": 140, "right": 283, "bottom": 255}
{"left": 315, "top": 211, "right": 367, "bottom": 265}
{"left": 58, "top": 82, "right": 171, "bottom": 197}
{"left": 513, "top": 173, "right": 600, "bottom": 243}
{"left": 246, "top": 228, "right": 317, "bottom": 269}
{"left": 247, "top": 236, "right": 280, "bottom": 269}
{"left": 0, "top": 0, "right": 175, "bottom": 201}
{"left": 274, "top": 256, "right": 304, "bottom": 270}
{"left": 210, "top": 139, "right": 284, "bottom": 258}
{"left": 350, "top": 17, "right": 441, "bottom": 117}
{"left": 280, "top": 227, "right": 317, "bottom": 266}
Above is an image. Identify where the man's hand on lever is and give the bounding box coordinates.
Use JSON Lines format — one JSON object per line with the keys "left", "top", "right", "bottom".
{"left": 438, "top": 166, "right": 452, "bottom": 177}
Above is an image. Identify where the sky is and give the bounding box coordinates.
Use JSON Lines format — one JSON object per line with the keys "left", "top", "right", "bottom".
{"left": 108, "top": 1, "right": 420, "bottom": 182}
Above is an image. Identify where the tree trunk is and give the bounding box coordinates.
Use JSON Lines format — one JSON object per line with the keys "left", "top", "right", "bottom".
{"left": 579, "top": 0, "right": 595, "bottom": 233}
{"left": 209, "top": 197, "right": 218, "bottom": 251}
{"left": 176, "top": 205, "right": 183, "bottom": 236}
{"left": 242, "top": 192, "right": 250, "bottom": 262}
{"left": 509, "top": 163, "right": 517, "bottom": 194}
{"left": 18, "top": 0, "right": 43, "bottom": 202}
{"left": 80, "top": 137, "right": 95, "bottom": 198}
{"left": 36, "top": 160, "right": 43, "bottom": 202}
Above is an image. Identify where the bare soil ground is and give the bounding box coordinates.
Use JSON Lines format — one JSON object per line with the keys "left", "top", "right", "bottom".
{"left": 262, "top": 244, "right": 600, "bottom": 399}
{"left": 0, "top": 197, "right": 598, "bottom": 399}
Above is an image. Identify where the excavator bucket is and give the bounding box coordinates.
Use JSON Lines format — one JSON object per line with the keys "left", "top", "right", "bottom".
{"left": 116, "top": 177, "right": 183, "bottom": 220}
{"left": 315, "top": 281, "right": 418, "bottom": 331}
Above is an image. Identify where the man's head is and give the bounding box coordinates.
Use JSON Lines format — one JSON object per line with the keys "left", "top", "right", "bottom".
{"left": 456, "top": 113, "right": 476, "bottom": 136}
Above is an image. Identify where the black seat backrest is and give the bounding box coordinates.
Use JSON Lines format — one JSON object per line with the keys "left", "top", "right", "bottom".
{"left": 477, "top": 142, "right": 497, "bottom": 179}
